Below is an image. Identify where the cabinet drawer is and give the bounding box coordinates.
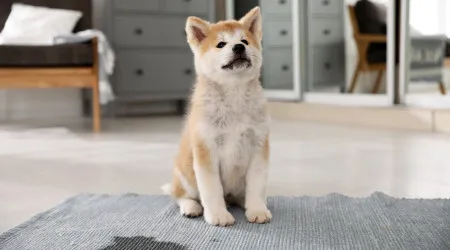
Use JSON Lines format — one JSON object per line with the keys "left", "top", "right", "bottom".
{"left": 312, "top": 47, "right": 345, "bottom": 83}
{"left": 162, "top": 0, "right": 209, "bottom": 14}
{"left": 264, "top": 19, "right": 292, "bottom": 47}
{"left": 116, "top": 51, "right": 195, "bottom": 93}
{"left": 114, "top": 15, "right": 187, "bottom": 48}
{"left": 310, "top": 18, "right": 343, "bottom": 45}
{"left": 113, "top": 0, "right": 159, "bottom": 12}
{"left": 261, "top": 0, "right": 292, "bottom": 16}
{"left": 310, "top": 0, "right": 342, "bottom": 15}
{"left": 262, "top": 49, "right": 293, "bottom": 90}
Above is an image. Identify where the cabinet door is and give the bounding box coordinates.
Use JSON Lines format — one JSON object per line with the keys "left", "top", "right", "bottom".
{"left": 309, "top": 0, "right": 342, "bottom": 15}
{"left": 113, "top": 0, "right": 159, "bottom": 11}
{"left": 261, "top": 0, "right": 292, "bottom": 16}
{"left": 311, "top": 46, "right": 345, "bottom": 86}
{"left": 114, "top": 16, "right": 189, "bottom": 49}
{"left": 115, "top": 51, "right": 195, "bottom": 94}
{"left": 264, "top": 19, "right": 293, "bottom": 47}
{"left": 162, "top": 0, "right": 209, "bottom": 15}
{"left": 263, "top": 49, "right": 294, "bottom": 90}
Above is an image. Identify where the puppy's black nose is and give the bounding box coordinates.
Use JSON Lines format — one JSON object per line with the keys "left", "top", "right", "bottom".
{"left": 232, "top": 44, "right": 245, "bottom": 54}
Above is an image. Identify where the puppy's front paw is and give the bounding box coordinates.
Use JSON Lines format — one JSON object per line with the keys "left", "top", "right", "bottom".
{"left": 246, "top": 208, "right": 272, "bottom": 224}
{"left": 204, "top": 209, "right": 235, "bottom": 227}
{"left": 179, "top": 199, "right": 203, "bottom": 218}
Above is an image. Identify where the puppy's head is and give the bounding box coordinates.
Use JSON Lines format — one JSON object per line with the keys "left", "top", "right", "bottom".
{"left": 185, "top": 7, "right": 262, "bottom": 83}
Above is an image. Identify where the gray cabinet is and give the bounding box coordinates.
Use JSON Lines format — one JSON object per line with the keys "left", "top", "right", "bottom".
{"left": 306, "top": 0, "right": 345, "bottom": 91}
{"left": 263, "top": 49, "right": 294, "bottom": 90}
{"left": 309, "top": 0, "right": 342, "bottom": 15}
{"left": 264, "top": 19, "right": 293, "bottom": 47}
{"left": 261, "top": 0, "right": 292, "bottom": 16}
{"left": 115, "top": 51, "right": 194, "bottom": 93}
{"left": 107, "top": 0, "right": 215, "bottom": 113}
{"left": 238, "top": 0, "right": 345, "bottom": 93}
{"left": 260, "top": 0, "right": 294, "bottom": 90}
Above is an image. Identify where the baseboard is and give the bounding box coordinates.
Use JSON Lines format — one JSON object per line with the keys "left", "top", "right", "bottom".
{"left": 268, "top": 102, "right": 435, "bottom": 132}
{"left": 434, "top": 110, "right": 450, "bottom": 133}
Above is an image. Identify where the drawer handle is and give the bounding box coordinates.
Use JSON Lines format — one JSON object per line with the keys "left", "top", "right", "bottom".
{"left": 323, "top": 29, "right": 330, "bottom": 35}
{"left": 135, "top": 69, "right": 144, "bottom": 76}
{"left": 280, "top": 30, "right": 288, "bottom": 36}
{"left": 134, "top": 28, "right": 143, "bottom": 35}
{"left": 322, "top": 0, "right": 330, "bottom": 5}
{"left": 184, "top": 0, "right": 191, "bottom": 2}
{"left": 184, "top": 68, "right": 193, "bottom": 75}
{"left": 278, "top": 0, "right": 286, "bottom": 4}
{"left": 324, "top": 63, "right": 331, "bottom": 70}
{"left": 281, "top": 65, "right": 290, "bottom": 71}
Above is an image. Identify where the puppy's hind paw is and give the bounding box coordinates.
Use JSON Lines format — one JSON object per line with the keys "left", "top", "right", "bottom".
{"left": 178, "top": 199, "right": 203, "bottom": 218}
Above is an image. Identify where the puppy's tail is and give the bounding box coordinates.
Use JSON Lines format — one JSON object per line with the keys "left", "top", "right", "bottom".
{"left": 161, "top": 183, "right": 172, "bottom": 196}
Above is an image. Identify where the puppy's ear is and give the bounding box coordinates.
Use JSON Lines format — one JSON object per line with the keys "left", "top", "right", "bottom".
{"left": 186, "top": 16, "right": 210, "bottom": 47}
{"left": 239, "top": 7, "right": 262, "bottom": 38}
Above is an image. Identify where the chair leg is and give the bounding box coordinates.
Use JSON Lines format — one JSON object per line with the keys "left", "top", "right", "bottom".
{"left": 371, "top": 70, "right": 384, "bottom": 94}
{"left": 438, "top": 82, "right": 447, "bottom": 95}
{"left": 92, "top": 81, "right": 101, "bottom": 133}
{"left": 348, "top": 64, "right": 361, "bottom": 93}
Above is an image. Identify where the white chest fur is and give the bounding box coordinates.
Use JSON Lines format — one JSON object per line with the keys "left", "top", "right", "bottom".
{"left": 197, "top": 81, "right": 270, "bottom": 196}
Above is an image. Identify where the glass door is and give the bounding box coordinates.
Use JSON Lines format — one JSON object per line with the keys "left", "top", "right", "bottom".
{"left": 228, "top": 0, "right": 301, "bottom": 100}
{"left": 399, "top": 0, "right": 450, "bottom": 108}
{"left": 297, "top": 0, "right": 397, "bottom": 107}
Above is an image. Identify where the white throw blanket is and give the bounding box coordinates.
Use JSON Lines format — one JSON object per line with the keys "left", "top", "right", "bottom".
{"left": 54, "top": 29, "right": 115, "bottom": 105}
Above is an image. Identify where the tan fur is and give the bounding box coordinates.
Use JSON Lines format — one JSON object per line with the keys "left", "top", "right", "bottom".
{"left": 171, "top": 174, "right": 186, "bottom": 198}
{"left": 263, "top": 135, "right": 270, "bottom": 162}
{"left": 171, "top": 129, "right": 195, "bottom": 198}
{"left": 170, "top": 78, "right": 214, "bottom": 199}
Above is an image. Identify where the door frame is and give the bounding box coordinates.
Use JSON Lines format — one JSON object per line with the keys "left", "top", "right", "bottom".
{"left": 302, "top": 0, "right": 396, "bottom": 107}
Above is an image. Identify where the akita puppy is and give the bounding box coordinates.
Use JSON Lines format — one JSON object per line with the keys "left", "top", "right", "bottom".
{"left": 162, "top": 7, "right": 271, "bottom": 227}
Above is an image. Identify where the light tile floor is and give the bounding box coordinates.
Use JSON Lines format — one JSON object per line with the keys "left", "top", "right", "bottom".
{"left": 1, "top": 117, "right": 450, "bottom": 233}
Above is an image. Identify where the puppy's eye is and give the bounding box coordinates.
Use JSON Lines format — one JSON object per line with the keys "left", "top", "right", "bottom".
{"left": 241, "top": 39, "right": 249, "bottom": 45}
{"left": 216, "top": 42, "right": 226, "bottom": 48}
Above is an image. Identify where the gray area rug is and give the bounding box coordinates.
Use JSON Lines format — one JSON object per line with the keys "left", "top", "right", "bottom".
{"left": 1, "top": 193, "right": 449, "bottom": 250}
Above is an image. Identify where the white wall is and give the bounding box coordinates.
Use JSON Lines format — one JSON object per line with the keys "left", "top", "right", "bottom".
{"left": 0, "top": 0, "right": 106, "bottom": 122}
{"left": 344, "top": 0, "right": 390, "bottom": 94}
{"left": 410, "top": 0, "right": 448, "bottom": 36}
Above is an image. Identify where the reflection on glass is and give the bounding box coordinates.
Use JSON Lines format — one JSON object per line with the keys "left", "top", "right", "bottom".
{"left": 407, "top": 0, "right": 449, "bottom": 95}
{"left": 346, "top": 0, "right": 387, "bottom": 95}
{"left": 307, "top": 0, "right": 391, "bottom": 95}
{"left": 235, "top": 0, "right": 294, "bottom": 91}
{"left": 306, "top": 0, "right": 347, "bottom": 94}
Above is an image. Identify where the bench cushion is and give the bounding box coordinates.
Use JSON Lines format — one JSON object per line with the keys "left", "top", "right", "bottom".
{"left": 0, "top": 0, "right": 91, "bottom": 33}
{"left": 0, "top": 43, "right": 93, "bottom": 67}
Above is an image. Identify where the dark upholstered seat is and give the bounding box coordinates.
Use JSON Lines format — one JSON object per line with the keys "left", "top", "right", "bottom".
{"left": 354, "top": 0, "right": 387, "bottom": 64}
{"left": 354, "top": 0, "right": 450, "bottom": 63}
{"left": 0, "top": 0, "right": 92, "bottom": 67}
{"left": 0, "top": 43, "right": 93, "bottom": 67}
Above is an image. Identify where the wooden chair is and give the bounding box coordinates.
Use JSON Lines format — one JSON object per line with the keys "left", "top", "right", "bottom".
{"left": 0, "top": 39, "right": 101, "bottom": 132}
{"left": 0, "top": 0, "right": 101, "bottom": 132}
{"left": 444, "top": 59, "right": 450, "bottom": 94}
{"left": 347, "top": 5, "right": 387, "bottom": 94}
